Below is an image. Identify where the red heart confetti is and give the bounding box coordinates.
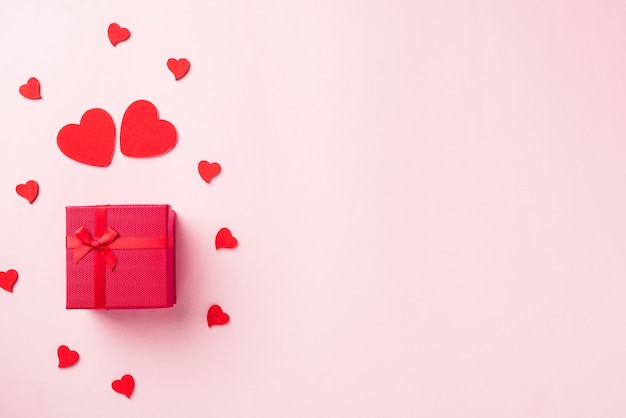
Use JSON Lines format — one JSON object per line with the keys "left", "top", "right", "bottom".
{"left": 120, "top": 100, "right": 177, "bottom": 158}
{"left": 0, "top": 270, "right": 18, "bottom": 293}
{"left": 57, "top": 108, "right": 116, "bottom": 167}
{"left": 167, "top": 58, "right": 190, "bottom": 80}
{"left": 207, "top": 304, "right": 230, "bottom": 327}
{"left": 16, "top": 180, "right": 39, "bottom": 204}
{"left": 57, "top": 345, "right": 79, "bottom": 368}
{"left": 112, "top": 374, "right": 134, "bottom": 398}
{"left": 198, "top": 161, "right": 221, "bottom": 183}
{"left": 108, "top": 23, "right": 130, "bottom": 46}
{"left": 215, "top": 228, "right": 237, "bottom": 250}
{"left": 19, "top": 77, "right": 41, "bottom": 100}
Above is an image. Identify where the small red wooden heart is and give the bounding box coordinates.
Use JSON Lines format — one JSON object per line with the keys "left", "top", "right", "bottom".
{"left": 57, "top": 345, "right": 79, "bottom": 368}
{"left": 16, "top": 180, "right": 39, "bottom": 204}
{"left": 108, "top": 23, "right": 130, "bottom": 46}
{"left": 198, "top": 161, "right": 221, "bottom": 183}
{"left": 167, "top": 58, "right": 190, "bottom": 80}
{"left": 57, "top": 108, "right": 116, "bottom": 167}
{"left": 112, "top": 374, "right": 134, "bottom": 398}
{"left": 215, "top": 228, "right": 237, "bottom": 249}
{"left": 0, "top": 270, "right": 18, "bottom": 292}
{"left": 120, "top": 100, "right": 177, "bottom": 158}
{"left": 207, "top": 304, "right": 230, "bottom": 327}
{"left": 19, "top": 77, "right": 41, "bottom": 99}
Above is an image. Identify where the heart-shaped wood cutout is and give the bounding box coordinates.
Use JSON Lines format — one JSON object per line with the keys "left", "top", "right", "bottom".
{"left": 57, "top": 108, "right": 116, "bottom": 167}
{"left": 167, "top": 58, "right": 190, "bottom": 80}
{"left": 198, "top": 161, "right": 221, "bottom": 183}
{"left": 112, "top": 374, "right": 134, "bottom": 398}
{"left": 16, "top": 180, "right": 38, "bottom": 203}
{"left": 0, "top": 270, "right": 18, "bottom": 292}
{"left": 108, "top": 23, "right": 130, "bottom": 46}
{"left": 207, "top": 304, "right": 230, "bottom": 327}
{"left": 19, "top": 77, "right": 41, "bottom": 99}
{"left": 57, "top": 345, "right": 79, "bottom": 368}
{"left": 120, "top": 100, "right": 177, "bottom": 158}
{"left": 215, "top": 228, "right": 237, "bottom": 249}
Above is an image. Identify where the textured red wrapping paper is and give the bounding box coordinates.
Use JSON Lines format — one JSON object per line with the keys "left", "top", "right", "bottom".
{"left": 65, "top": 205, "right": 176, "bottom": 309}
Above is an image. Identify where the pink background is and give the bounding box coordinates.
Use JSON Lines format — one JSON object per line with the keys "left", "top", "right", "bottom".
{"left": 1, "top": 0, "right": 626, "bottom": 416}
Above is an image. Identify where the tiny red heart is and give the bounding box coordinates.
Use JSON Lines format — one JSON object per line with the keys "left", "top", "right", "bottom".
{"left": 112, "top": 374, "right": 134, "bottom": 398}
{"left": 198, "top": 161, "right": 221, "bottom": 183}
{"left": 207, "top": 304, "right": 230, "bottom": 327}
{"left": 120, "top": 100, "right": 177, "bottom": 158}
{"left": 19, "top": 77, "right": 41, "bottom": 99}
{"left": 108, "top": 23, "right": 130, "bottom": 46}
{"left": 0, "top": 270, "right": 18, "bottom": 292}
{"left": 57, "top": 345, "right": 79, "bottom": 368}
{"left": 57, "top": 108, "right": 116, "bottom": 167}
{"left": 215, "top": 228, "right": 237, "bottom": 250}
{"left": 167, "top": 58, "right": 190, "bottom": 80}
{"left": 16, "top": 180, "right": 39, "bottom": 204}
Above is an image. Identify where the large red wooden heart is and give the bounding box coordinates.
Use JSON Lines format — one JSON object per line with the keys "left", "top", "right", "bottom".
{"left": 0, "top": 270, "right": 18, "bottom": 292}
{"left": 167, "top": 58, "right": 190, "bottom": 80}
{"left": 57, "top": 108, "right": 116, "bottom": 167}
{"left": 19, "top": 77, "right": 41, "bottom": 99}
{"left": 108, "top": 23, "right": 130, "bottom": 46}
{"left": 112, "top": 374, "right": 134, "bottom": 398}
{"left": 198, "top": 160, "right": 221, "bottom": 183}
{"left": 207, "top": 304, "right": 230, "bottom": 327}
{"left": 57, "top": 345, "right": 79, "bottom": 368}
{"left": 120, "top": 100, "right": 177, "bottom": 158}
{"left": 16, "top": 180, "right": 39, "bottom": 203}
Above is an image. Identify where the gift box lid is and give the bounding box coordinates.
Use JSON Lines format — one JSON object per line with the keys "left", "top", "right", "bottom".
{"left": 65, "top": 204, "right": 176, "bottom": 309}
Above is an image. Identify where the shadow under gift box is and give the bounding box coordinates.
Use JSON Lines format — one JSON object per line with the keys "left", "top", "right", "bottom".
{"left": 65, "top": 205, "right": 176, "bottom": 309}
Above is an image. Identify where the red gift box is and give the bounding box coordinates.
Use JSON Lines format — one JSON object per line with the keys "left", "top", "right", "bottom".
{"left": 65, "top": 205, "right": 176, "bottom": 309}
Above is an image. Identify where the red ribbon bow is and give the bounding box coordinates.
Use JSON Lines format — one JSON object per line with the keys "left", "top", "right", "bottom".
{"left": 72, "top": 226, "right": 119, "bottom": 269}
